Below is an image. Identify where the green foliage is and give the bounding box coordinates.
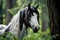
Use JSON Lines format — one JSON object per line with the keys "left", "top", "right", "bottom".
{"left": 0, "top": 32, "right": 18, "bottom": 40}
{"left": 23, "top": 28, "right": 51, "bottom": 40}
{"left": 8, "top": 7, "right": 19, "bottom": 15}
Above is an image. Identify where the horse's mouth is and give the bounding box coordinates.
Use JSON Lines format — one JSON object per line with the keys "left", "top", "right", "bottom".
{"left": 33, "top": 27, "right": 39, "bottom": 33}
{"left": 33, "top": 29, "right": 39, "bottom": 33}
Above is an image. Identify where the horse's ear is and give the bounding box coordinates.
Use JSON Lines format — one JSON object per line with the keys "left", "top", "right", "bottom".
{"left": 28, "top": 3, "right": 31, "bottom": 10}
{"left": 35, "top": 5, "right": 39, "bottom": 9}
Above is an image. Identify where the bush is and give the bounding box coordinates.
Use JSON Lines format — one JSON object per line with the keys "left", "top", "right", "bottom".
{"left": 0, "top": 32, "right": 18, "bottom": 40}
{"left": 23, "top": 28, "right": 51, "bottom": 40}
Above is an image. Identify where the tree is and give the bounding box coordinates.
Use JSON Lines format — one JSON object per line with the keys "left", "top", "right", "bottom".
{"left": 48, "top": 0, "right": 60, "bottom": 40}
{"left": 40, "top": 0, "right": 48, "bottom": 32}
{"left": 0, "top": 0, "right": 3, "bottom": 24}
{"left": 42, "top": 5, "right": 48, "bottom": 32}
{"left": 6, "top": 0, "right": 16, "bottom": 25}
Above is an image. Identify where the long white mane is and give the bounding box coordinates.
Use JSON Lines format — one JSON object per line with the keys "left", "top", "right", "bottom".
{"left": 0, "top": 10, "right": 20, "bottom": 35}
{"left": 7, "top": 10, "right": 20, "bottom": 36}
{"left": 0, "top": 9, "right": 27, "bottom": 40}
{"left": 0, "top": 24, "right": 7, "bottom": 35}
{"left": 0, "top": 8, "right": 28, "bottom": 40}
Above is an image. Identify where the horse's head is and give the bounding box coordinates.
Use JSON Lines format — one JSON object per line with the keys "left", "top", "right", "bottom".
{"left": 26, "top": 4, "right": 39, "bottom": 33}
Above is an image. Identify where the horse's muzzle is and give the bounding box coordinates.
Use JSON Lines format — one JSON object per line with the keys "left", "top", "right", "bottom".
{"left": 33, "top": 27, "right": 39, "bottom": 33}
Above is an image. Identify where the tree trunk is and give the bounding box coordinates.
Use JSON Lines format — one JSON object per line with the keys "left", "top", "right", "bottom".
{"left": 6, "top": 0, "right": 16, "bottom": 25}
{"left": 48, "top": 0, "right": 60, "bottom": 40}
{"left": 42, "top": 19, "right": 46, "bottom": 32}
{"left": 42, "top": 0, "right": 48, "bottom": 32}
{"left": 0, "top": 0, "right": 3, "bottom": 24}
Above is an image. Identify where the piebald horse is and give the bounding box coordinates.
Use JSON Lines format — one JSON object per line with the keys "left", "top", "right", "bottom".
{"left": 0, "top": 4, "right": 39, "bottom": 40}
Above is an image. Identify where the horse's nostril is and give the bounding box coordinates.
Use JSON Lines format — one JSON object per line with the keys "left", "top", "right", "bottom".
{"left": 35, "top": 27, "right": 39, "bottom": 30}
{"left": 33, "top": 27, "right": 39, "bottom": 33}
{"left": 35, "top": 27, "right": 37, "bottom": 30}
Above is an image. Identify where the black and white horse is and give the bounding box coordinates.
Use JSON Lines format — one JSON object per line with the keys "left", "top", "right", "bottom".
{"left": 0, "top": 4, "right": 39, "bottom": 40}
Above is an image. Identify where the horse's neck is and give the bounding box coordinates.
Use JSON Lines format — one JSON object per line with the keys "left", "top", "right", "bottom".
{"left": 18, "top": 23, "right": 27, "bottom": 40}
{"left": 7, "top": 8, "right": 28, "bottom": 38}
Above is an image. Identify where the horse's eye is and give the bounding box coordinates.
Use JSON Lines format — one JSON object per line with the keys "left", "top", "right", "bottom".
{"left": 30, "top": 11, "right": 34, "bottom": 16}
{"left": 32, "top": 13, "right": 34, "bottom": 16}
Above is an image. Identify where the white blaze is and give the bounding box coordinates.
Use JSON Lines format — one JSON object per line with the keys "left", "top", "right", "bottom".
{"left": 29, "top": 13, "right": 39, "bottom": 30}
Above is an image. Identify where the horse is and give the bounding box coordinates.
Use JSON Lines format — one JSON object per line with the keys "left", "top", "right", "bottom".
{"left": 0, "top": 4, "right": 40, "bottom": 40}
